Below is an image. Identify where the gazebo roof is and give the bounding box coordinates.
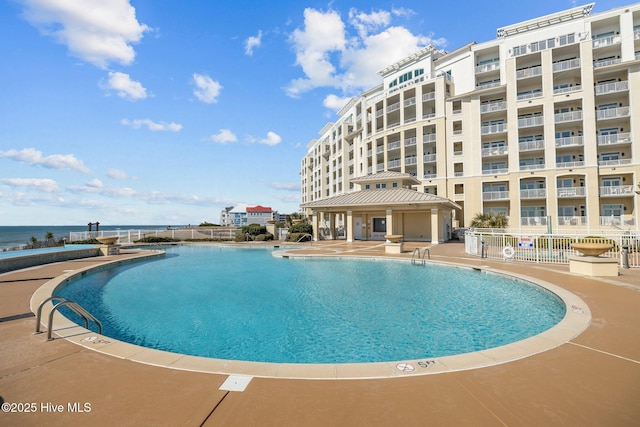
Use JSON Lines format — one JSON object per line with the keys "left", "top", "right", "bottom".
{"left": 301, "top": 187, "right": 461, "bottom": 210}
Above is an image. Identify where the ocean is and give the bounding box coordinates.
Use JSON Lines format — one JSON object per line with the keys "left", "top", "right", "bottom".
{"left": 0, "top": 225, "right": 178, "bottom": 251}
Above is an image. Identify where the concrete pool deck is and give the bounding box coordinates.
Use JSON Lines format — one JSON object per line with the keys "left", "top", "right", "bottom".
{"left": 1, "top": 242, "right": 639, "bottom": 426}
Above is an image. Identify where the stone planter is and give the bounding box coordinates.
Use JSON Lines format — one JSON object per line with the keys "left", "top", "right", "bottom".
{"left": 571, "top": 243, "right": 613, "bottom": 257}
{"left": 96, "top": 236, "right": 119, "bottom": 245}
{"left": 384, "top": 235, "right": 403, "bottom": 243}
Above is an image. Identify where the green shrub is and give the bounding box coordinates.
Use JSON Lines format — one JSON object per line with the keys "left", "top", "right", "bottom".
{"left": 254, "top": 233, "right": 274, "bottom": 241}
{"left": 287, "top": 232, "right": 311, "bottom": 242}
{"left": 242, "top": 224, "right": 266, "bottom": 236}
{"left": 289, "top": 222, "right": 312, "bottom": 235}
{"left": 234, "top": 233, "right": 253, "bottom": 242}
{"left": 134, "top": 236, "right": 180, "bottom": 243}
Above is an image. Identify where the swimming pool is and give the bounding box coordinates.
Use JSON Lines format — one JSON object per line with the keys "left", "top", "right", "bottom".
{"left": 54, "top": 245, "right": 566, "bottom": 364}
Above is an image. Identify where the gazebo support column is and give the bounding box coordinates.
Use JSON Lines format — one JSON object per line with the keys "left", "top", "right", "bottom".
{"left": 346, "top": 210, "right": 354, "bottom": 242}
{"left": 431, "top": 208, "right": 439, "bottom": 244}
{"left": 311, "top": 211, "right": 320, "bottom": 241}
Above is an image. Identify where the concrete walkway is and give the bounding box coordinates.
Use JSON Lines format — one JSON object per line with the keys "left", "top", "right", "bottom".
{"left": 0, "top": 242, "right": 639, "bottom": 426}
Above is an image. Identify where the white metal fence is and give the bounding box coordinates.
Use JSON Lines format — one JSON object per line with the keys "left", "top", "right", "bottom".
{"left": 69, "top": 227, "right": 291, "bottom": 244}
{"left": 464, "top": 229, "right": 640, "bottom": 268}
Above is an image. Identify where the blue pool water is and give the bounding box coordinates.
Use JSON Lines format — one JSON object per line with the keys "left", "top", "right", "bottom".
{"left": 55, "top": 245, "right": 566, "bottom": 364}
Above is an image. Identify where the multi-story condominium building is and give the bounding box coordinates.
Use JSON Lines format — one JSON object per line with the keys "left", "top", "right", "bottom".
{"left": 301, "top": 2, "right": 640, "bottom": 240}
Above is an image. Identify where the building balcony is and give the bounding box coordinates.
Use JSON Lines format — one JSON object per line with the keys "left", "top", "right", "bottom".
{"left": 597, "top": 132, "right": 631, "bottom": 146}
{"left": 558, "top": 216, "right": 587, "bottom": 226}
{"left": 423, "top": 113, "right": 436, "bottom": 119}
{"left": 476, "top": 81, "right": 501, "bottom": 90}
{"left": 481, "top": 146, "right": 508, "bottom": 157}
{"left": 600, "top": 185, "right": 635, "bottom": 197}
{"left": 387, "top": 141, "right": 401, "bottom": 151}
{"left": 404, "top": 97, "right": 416, "bottom": 107}
{"left": 422, "top": 92, "right": 435, "bottom": 102}
{"left": 387, "top": 159, "right": 401, "bottom": 169}
{"left": 520, "top": 216, "right": 548, "bottom": 226}
{"left": 376, "top": 145, "right": 385, "bottom": 154}
{"left": 593, "top": 58, "right": 621, "bottom": 68}
{"left": 481, "top": 123, "right": 507, "bottom": 135}
{"left": 555, "top": 136, "right": 584, "bottom": 148}
{"left": 520, "top": 163, "right": 545, "bottom": 171}
{"left": 595, "top": 80, "right": 628, "bottom": 95}
{"left": 480, "top": 101, "right": 507, "bottom": 114}
{"left": 423, "top": 133, "right": 436, "bottom": 143}
{"left": 404, "top": 137, "right": 417, "bottom": 147}
{"left": 387, "top": 102, "right": 400, "bottom": 113}
{"left": 453, "top": 172, "right": 464, "bottom": 177}
{"left": 482, "top": 168, "right": 508, "bottom": 175}
{"left": 553, "top": 85, "right": 581, "bottom": 95}
{"left": 592, "top": 34, "right": 621, "bottom": 49}
{"left": 518, "top": 116, "right": 544, "bottom": 128}
{"left": 476, "top": 62, "right": 500, "bottom": 73}
{"left": 423, "top": 154, "right": 437, "bottom": 163}
{"left": 553, "top": 58, "right": 581, "bottom": 72}
{"left": 423, "top": 173, "right": 437, "bottom": 179}
{"left": 520, "top": 188, "right": 547, "bottom": 199}
{"left": 516, "top": 66, "right": 542, "bottom": 79}
{"left": 596, "top": 106, "right": 629, "bottom": 120}
{"left": 405, "top": 156, "right": 418, "bottom": 166}
{"left": 598, "top": 158, "right": 632, "bottom": 167}
{"left": 600, "top": 215, "right": 635, "bottom": 227}
{"left": 557, "top": 161, "right": 585, "bottom": 169}
{"left": 554, "top": 111, "right": 582, "bottom": 123}
{"left": 557, "top": 187, "right": 586, "bottom": 198}
{"left": 482, "top": 191, "right": 509, "bottom": 201}
{"left": 519, "top": 140, "right": 544, "bottom": 152}
{"left": 517, "top": 90, "right": 543, "bottom": 101}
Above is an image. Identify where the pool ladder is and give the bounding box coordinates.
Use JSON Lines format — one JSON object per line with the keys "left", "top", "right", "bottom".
{"left": 411, "top": 247, "right": 430, "bottom": 266}
{"left": 35, "top": 296, "right": 103, "bottom": 341}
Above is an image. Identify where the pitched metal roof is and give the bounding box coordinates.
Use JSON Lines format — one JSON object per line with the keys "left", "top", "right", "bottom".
{"left": 301, "top": 188, "right": 461, "bottom": 210}
{"left": 350, "top": 171, "right": 421, "bottom": 185}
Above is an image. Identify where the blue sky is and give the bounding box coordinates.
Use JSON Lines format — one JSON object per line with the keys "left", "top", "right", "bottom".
{"left": 0, "top": 0, "right": 631, "bottom": 225}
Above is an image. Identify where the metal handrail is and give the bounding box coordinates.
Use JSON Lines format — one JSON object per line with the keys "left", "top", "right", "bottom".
{"left": 38, "top": 299, "right": 103, "bottom": 341}
{"left": 411, "top": 247, "right": 430, "bottom": 265}
{"left": 296, "top": 233, "right": 313, "bottom": 244}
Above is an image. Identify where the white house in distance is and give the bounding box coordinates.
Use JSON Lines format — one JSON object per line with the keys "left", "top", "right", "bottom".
{"left": 219, "top": 204, "right": 275, "bottom": 226}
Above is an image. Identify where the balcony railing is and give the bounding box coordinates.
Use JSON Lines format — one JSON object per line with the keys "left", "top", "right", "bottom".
{"left": 517, "top": 90, "right": 543, "bottom": 101}
{"left": 593, "top": 58, "right": 621, "bottom": 68}
{"left": 596, "top": 106, "right": 629, "bottom": 120}
{"left": 553, "top": 58, "right": 580, "bottom": 72}
{"left": 387, "top": 141, "right": 401, "bottom": 150}
{"left": 520, "top": 216, "right": 548, "bottom": 226}
{"left": 405, "top": 156, "right": 418, "bottom": 166}
{"left": 376, "top": 164, "right": 384, "bottom": 172}
{"left": 404, "top": 97, "right": 416, "bottom": 107}
{"left": 480, "top": 101, "right": 507, "bottom": 114}
{"left": 554, "top": 111, "right": 582, "bottom": 123}
{"left": 592, "top": 34, "right": 621, "bottom": 49}
{"left": 376, "top": 145, "right": 385, "bottom": 154}
{"left": 482, "top": 191, "right": 509, "bottom": 201}
{"left": 600, "top": 215, "right": 635, "bottom": 227}
{"left": 516, "top": 66, "right": 542, "bottom": 79}
{"left": 557, "top": 187, "right": 586, "bottom": 198}
{"left": 595, "top": 80, "right": 628, "bottom": 95}
{"left": 600, "top": 185, "right": 634, "bottom": 197}
{"left": 481, "top": 123, "right": 507, "bottom": 135}
{"left": 476, "top": 62, "right": 500, "bottom": 73}
{"left": 422, "top": 92, "right": 435, "bottom": 102}
{"left": 553, "top": 85, "right": 581, "bottom": 95}
{"left": 519, "top": 140, "right": 544, "bottom": 152}
{"left": 453, "top": 172, "right": 464, "bottom": 177}
{"left": 423, "top": 133, "right": 436, "bottom": 143}
{"left": 387, "top": 159, "right": 401, "bottom": 169}
{"left": 557, "top": 161, "right": 584, "bottom": 168}
{"left": 518, "top": 116, "right": 544, "bottom": 128}
{"left": 520, "top": 188, "right": 547, "bottom": 199}
{"left": 520, "top": 163, "right": 545, "bottom": 171}
{"left": 555, "top": 136, "right": 584, "bottom": 147}
{"left": 404, "top": 137, "right": 417, "bottom": 147}
{"left": 481, "top": 146, "right": 508, "bottom": 157}
{"left": 598, "top": 158, "right": 632, "bottom": 167}
{"left": 597, "top": 132, "right": 631, "bottom": 146}
{"left": 558, "top": 216, "right": 587, "bottom": 226}
{"left": 482, "top": 168, "right": 508, "bottom": 175}
{"left": 423, "top": 154, "right": 437, "bottom": 163}
{"left": 476, "top": 81, "right": 501, "bottom": 90}
{"left": 387, "top": 102, "right": 400, "bottom": 113}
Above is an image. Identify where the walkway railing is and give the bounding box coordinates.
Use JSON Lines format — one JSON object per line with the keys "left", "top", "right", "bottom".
{"left": 464, "top": 230, "right": 639, "bottom": 268}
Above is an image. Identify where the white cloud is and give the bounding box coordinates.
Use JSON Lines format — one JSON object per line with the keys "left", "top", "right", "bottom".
{"left": 106, "top": 168, "right": 129, "bottom": 180}
{"left": 104, "top": 71, "right": 147, "bottom": 100}
{"left": 208, "top": 129, "right": 237, "bottom": 144}
{"left": 245, "top": 30, "right": 262, "bottom": 56}
{"left": 121, "top": 118, "right": 182, "bottom": 131}
{"left": 286, "top": 8, "right": 346, "bottom": 98}
{"left": 323, "top": 94, "right": 352, "bottom": 111}
{"left": 286, "top": 7, "right": 447, "bottom": 97}
{"left": 193, "top": 73, "right": 222, "bottom": 104}
{"left": 258, "top": 131, "right": 282, "bottom": 146}
{"left": 86, "top": 178, "right": 103, "bottom": 188}
{"left": 270, "top": 182, "right": 300, "bottom": 191}
{"left": 1, "top": 177, "right": 60, "bottom": 193}
{"left": 0, "top": 148, "right": 90, "bottom": 173}
{"left": 20, "top": 0, "right": 149, "bottom": 69}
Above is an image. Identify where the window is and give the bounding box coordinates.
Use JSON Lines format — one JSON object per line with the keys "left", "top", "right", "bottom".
{"left": 600, "top": 152, "right": 620, "bottom": 161}
{"left": 558, "top": 33, "right": 575, "bottom": 46}
{"left": 520, "top": 180, "right": 545, "bottom": 189}
{"left": 483, "top": 183, "right": 507, "bottom": 192}
{"left": 365, "top": 184, "right": 371, "bottom": 190}
{"left": 373, "top": 218, "right": 386, "bottom": 233}
{"left": 521, "top": 206, "right": 545, "bottom": 217}
{"left": 415, "top": 68, "right": 424, "bottom": 77}
{"left": 558, "top": 206, "right": 575, "bottom": 217}
{"left": 484, "top": 207, "right": 508, "bottom": 215}
{"left": 375, "top": 183, "right": 387, "bottom": 189}
{"left": 601, "top": 204, "right": 622, "bottom": 216}
{"left": 602, "top": 177, "right": 621, "bottom": 187}
{"left": 392, "top": 182, "right": 398, "bottom": 188}
{"left": 513, "top": 45, "right": 527, "bottom": 56}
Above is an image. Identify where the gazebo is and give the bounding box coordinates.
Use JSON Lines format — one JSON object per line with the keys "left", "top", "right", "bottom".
{"left": 301, "top": 172, "right": 461, "bottom": 243}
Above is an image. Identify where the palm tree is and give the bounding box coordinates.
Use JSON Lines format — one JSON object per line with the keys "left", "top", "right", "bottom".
{"left": 470, "top": 212, "right": 508, "bottom": 228}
